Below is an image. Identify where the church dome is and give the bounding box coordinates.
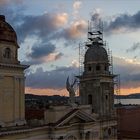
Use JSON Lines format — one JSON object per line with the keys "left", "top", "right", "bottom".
{"left": 0, "top": 15, "right": 17, "bottom": 44}
{"left": 85, "top": 44, "right": 108, "bottom": 63}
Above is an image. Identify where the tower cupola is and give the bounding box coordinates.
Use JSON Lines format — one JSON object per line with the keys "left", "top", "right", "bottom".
{"left": 83, "top": 23, "right": 110, "bottom": 75}
{"left": 79, "top": 20, "right": 115, "bottom": 117}
{"left": 0, "top": 15, "right": 19, "bottom": 64}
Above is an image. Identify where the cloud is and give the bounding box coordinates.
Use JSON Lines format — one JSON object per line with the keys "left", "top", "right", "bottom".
{"left": 28, "top": 43, "right": 56, "bottom": 59}
{"left": 105, "top": 11, "right": 140, "bottom": 34}
{"left": 59, "top": 20, "right": 87, "bottom": 40}
{"left": 52, "top": 13, "right": 68, "bottom": 27}
{"left": 73, "top": 1, "right": 82, "bottom": 20}
{"left": 73, "top": 1, "right": 82, "bottom": 10}
{"left": 114, "top": 56, "right": 140, "bottom": 89}
{"left": 46, "top": 52, "right": 63, "bottom": 61}
{"left": 26, "top": 66, "right": 79, "bottom": 89}
{"left": 25, "top": 55, "right": 140, "bottom": 93}
{"left": 16, "top": 12, "right": 68, "bottom": 42}
{"left": 1, "top": 5, "right": 86, "bottom": 44}
{"left": 126, "top": 42, "right": 140, "bottom": 52}
{"left": 0, "top": 0, "right": 22, "bottom": 5}
{"left": 3, "top": 9, "right": 86, "bottom": 65}
{"left": 22, "top": 42, "right": 63, "bottom": 65}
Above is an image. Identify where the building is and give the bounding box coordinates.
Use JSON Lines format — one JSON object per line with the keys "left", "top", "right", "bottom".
{"left": 78, "top": 21, "right": 117, "bottom": 138}
{"left": 0, "top": 16, "right": 117, "bottom": 140}
{"left": 0, "top": 15, "right": 28, "bottom": 127}
{"left": 117, "top": 106, "right": 140, "bottom": 139}
{"left": 42, "top": 20, "right": 117, "bottom": 140}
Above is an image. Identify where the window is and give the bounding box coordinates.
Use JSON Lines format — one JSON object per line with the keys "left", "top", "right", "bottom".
{"left": 88, "top": 66, "right": 92, "bottom": 71}
{"left": 108, "top": 128, "right": 112, "bottom": 136}
{"left": 88, "top": 94, "right": 92, "bottom": 104}
{"left": 105, "top": 95, "right": 108, "bottom": 100}
{"left": 96, "top": 65, "right": 100, "bottom": 71}
{"left": 3, "top": 48, "right": 11, "bottom": 59}
{"left": 105, "top": 66, "right": 107, "bottom": 71}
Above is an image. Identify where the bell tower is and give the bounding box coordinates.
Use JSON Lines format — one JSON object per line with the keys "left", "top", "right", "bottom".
{"left": 79, "top": 20, "right": 115, "bottom": 118}
{"left": 0, "top": 15, "right": 29, "bottom": 127}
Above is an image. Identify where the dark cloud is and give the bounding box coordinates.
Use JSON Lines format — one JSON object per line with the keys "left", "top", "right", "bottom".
{"left": 22, "top": 52, "right": 63, "bottom": 65}
{"left": 28, "top": 43, "right": 55, "bottom": 59}
{"left": 24, "top": 56, "right": 140, "bottom": 92}
{"left": 16, "top": 14, "right": 57, "bottom": 42}
{"left": 16, "top": 14, "right": 87, "bottom": 43}
{"left": 105, "top": 11, "right": 140, "bottom": 34}
{"left": 126, "top": 42, "right": 140, "bottom": 53}
{"left": 26, "top": 66, "right": 79, "bottom": 89}
{"left": 22, "top": 41, "right": 63, "bottom": 65}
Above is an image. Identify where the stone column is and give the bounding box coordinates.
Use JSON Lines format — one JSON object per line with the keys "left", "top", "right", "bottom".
{"left": 20, "top": 76, "right": 25, "bottom": 121}
{"left": 14, "top": 76, "right": 20, "bottom": 122}
{"left": 0, "top": 76, "right": 4, "bottom": 122}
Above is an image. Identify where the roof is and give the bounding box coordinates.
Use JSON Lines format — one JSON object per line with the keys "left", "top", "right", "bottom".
{"left": 0, "top": 15, "right": 17, "bottom": 45}
{"left": 85, "top": 45, "right": 108, "bottom": 63}
{"left": 52, "top": 109, "right": 96, "bottom": 127}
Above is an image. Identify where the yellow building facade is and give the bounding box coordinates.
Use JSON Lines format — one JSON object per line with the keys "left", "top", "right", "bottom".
{"left": 0, "top": 15, "right": 28, "bottom": 127}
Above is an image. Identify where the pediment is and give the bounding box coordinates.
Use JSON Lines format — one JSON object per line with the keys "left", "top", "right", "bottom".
{"left": 55, "top": 109, "right": 96, "bottom": 127}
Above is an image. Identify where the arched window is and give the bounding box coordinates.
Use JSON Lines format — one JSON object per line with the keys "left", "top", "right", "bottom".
{"left": 3, "top": 48, "right": 11, "bottom": 59}
{"left": 88, "top": 94, "right": 92, "bottom": 104}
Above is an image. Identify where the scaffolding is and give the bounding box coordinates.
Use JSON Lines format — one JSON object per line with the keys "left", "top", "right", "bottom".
{"left": 79, "top": 42, "right": 87, "bottom": 76}
{"left": 114, "top": 74, "right": 121, "bottom": 104}
{"left": 79, "top": 20, "right": 113, "bottom": 77}
{"left": 78, "top": 19, "right": 118, "bottom": 139}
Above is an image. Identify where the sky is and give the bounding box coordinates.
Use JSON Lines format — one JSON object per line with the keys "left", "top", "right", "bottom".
{"left": 1, "top": 0, "right": 140, "bottom": 95}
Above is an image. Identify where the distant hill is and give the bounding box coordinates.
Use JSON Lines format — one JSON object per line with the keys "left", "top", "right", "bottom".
{"left": 25, "top": 93, "right": 69, "bottom": 102}
{"left": 25, "top": 94, "right": 69, "bottom": 108}
{"left": 115, "top": 93, "right": 140, "bottom": 99}
{"left": 25, "top": 93, "right": 140, "bottom": 101}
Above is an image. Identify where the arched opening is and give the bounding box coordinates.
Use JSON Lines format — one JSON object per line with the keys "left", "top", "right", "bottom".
{"left": 3, "top": 48, "right": 11, "bottom": 59}
{"left": 88, "top": 94, "right": 92, "bottom": 104}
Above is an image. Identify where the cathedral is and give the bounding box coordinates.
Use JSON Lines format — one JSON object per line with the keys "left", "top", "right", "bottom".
{"left": 0, "top": 15, "right": 117, "bottom": 140}
{"left": 43, "top": 21, "right": 117, "bottom": 140}
{"left": 0, "top": 15, "right": 28, "bottom": 127}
